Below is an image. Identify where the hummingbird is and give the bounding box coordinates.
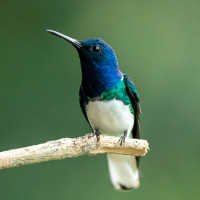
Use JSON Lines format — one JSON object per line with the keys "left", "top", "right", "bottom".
{"left": 47, "top": 30, "right": 141, "bottom": 190}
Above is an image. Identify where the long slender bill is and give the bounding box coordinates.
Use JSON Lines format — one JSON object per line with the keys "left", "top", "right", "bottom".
{"left": 47, "top": 29, "right": 82, "bottom": 48}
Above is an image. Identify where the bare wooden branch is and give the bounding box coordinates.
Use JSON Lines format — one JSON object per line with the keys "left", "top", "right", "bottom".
{"left": 0, "top": 134, "right": 149, "bottom": 170}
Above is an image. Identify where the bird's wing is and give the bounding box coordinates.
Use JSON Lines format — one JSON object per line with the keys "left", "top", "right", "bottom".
{"left": 79, "top": 85, "right": 90, "bottom": 123}
{"left": 123, "top": 74, "right": 141, "bottom": 166}
{"left": 123, "top": 73, "right": 141, "bottom": 138}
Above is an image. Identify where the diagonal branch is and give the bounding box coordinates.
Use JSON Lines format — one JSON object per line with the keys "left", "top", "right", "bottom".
{"left": 0, "top": 134, "right": 149, "bottom": 170}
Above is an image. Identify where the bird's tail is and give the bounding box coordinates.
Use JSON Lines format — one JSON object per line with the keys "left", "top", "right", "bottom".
{"left": 107, "top": 153, "right": 140, "bottom": 190}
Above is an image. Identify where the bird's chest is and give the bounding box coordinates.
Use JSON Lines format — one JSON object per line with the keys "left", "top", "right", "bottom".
{"left": 86, "top": 99, "right": 134, "bottom": 136}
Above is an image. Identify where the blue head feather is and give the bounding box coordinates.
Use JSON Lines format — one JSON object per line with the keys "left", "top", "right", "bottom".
{"left": 77, "top": 38, "right": 122, "bottom": 98}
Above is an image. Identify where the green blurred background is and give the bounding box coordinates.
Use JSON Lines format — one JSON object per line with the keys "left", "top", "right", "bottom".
{"left": 0, "top": 0, "right": 199, "bottom": 199}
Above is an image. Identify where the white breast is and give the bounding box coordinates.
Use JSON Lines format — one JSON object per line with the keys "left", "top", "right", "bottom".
{"left": 86, "top": 99, "right": 134, "bottom": 137}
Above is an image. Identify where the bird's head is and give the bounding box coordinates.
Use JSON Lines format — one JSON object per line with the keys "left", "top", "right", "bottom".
{"left": 47, "top": 30, "right": 118, "bottom": 67}
{"left": 78, "top": 38, "right": 118, "bottom": 67}
{"left": 47, "top": 30, "right": 122, "bottom": 97}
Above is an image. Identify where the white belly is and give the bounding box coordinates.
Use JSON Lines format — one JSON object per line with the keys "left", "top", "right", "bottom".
{"left": 86, "top": 99, "right": 134, "bottom": 137}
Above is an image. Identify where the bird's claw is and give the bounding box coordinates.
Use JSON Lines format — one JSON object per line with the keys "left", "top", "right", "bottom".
{"left": 94, "top": 129, "right": 101, "bottom": 142}
{"left": 118, "top": 135, "right": 126, "bottom": 146}
{"left": 118, "top": 131, "right": 127, "bottom": 146}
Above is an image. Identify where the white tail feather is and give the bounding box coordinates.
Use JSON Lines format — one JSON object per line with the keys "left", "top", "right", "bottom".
{"left": 107, "top": 154, "right": 140, "bottom": 190}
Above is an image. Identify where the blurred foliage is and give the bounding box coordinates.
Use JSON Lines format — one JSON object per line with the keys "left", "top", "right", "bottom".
{"left": 0, "top": 0, "right": 200, "bottom": 200}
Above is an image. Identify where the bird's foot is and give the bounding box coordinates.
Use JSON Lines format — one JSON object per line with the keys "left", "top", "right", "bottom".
{"left": 94, "top": 129, "right": 101, "bottom": 142}
{"left": 118, "top": 131, "right": 127, "bottom": 146}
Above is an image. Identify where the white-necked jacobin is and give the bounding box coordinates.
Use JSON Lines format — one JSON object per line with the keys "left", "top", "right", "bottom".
{"left": 47, "top": 30, "right": 141, "bottom": 190}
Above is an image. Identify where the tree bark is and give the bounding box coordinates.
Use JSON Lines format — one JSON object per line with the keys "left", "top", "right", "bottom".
{"left": 0, "top": 134, "right": 149, "bottom": 170}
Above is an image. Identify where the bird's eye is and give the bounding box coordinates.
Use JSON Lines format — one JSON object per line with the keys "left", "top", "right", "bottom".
{"left": 91, "top": 45, "right": 101, "bottom": 53}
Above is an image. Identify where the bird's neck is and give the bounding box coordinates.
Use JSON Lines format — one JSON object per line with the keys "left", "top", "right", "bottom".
{"left": 81, "top": 63, "right": 122, "bottom": 98}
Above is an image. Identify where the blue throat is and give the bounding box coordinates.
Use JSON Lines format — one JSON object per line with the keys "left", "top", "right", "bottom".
{"left": 74, "top": 38, "right": 122, "bottom": 98}
{"left": 80, "top": 59, "right": 122, "bottom": 98}
{"left": 46, "top": 31, "right": 125, "bottom": 99}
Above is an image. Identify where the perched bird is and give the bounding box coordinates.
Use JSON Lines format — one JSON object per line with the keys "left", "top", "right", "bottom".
{"left": 47, "top": 30, "right": 141, "bottom": 190}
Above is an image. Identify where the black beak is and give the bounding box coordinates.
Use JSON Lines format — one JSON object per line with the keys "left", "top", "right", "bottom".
{"left": 47, "top": 29, "right": 82, "bottom": 48}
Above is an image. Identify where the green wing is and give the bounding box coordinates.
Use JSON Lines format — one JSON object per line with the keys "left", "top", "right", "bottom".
{"left": 123, "top": 74, "right": 141, "bottom": 166}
